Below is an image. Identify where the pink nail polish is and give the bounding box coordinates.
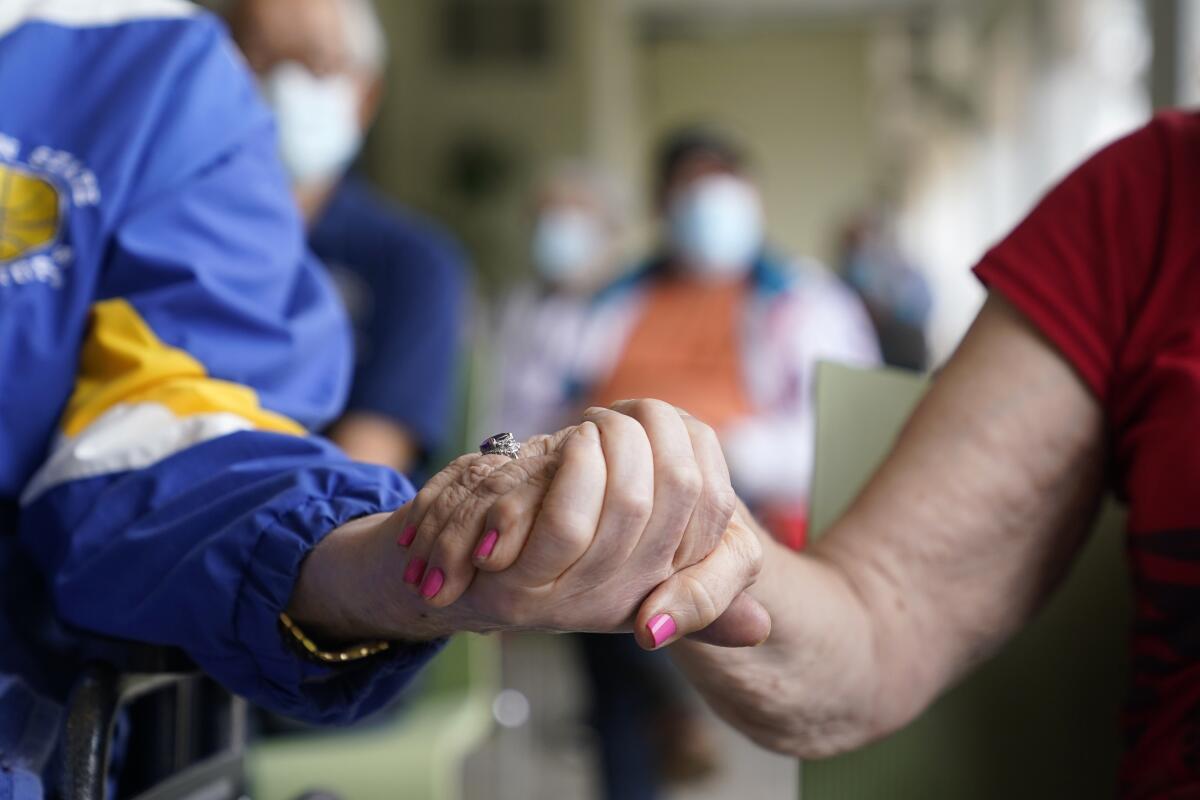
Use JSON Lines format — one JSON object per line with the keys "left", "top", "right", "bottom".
{"left": 397, "top": 525, "right": 417, "bottom": 547}
{"left": 475, "top": 529, "right": 499, "bottom": 560}
{"left": 420, "top": 568, "right": 445, "bottom": 599}
{"left": 403, "top": 557, "right": 426, "bottom": 585}
{"left": 647, "top": 614, "right": 676, "bottom": 648}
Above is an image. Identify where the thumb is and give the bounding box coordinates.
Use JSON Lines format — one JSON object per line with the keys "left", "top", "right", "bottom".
{"left": 686, "top": 592, "right": 771, "bottom": 647}
{"left": 633, "top": 517, "right": 770, "bottom": 650}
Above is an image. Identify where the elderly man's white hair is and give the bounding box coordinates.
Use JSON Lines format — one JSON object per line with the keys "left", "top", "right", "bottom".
{"left": 203, "top": 0, "right": 387, "bottom": 73}
{"left": 341, "top": 0, "right": 387, "bottom": 73}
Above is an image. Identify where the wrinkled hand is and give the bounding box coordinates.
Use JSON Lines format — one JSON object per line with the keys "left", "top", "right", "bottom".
{"left": 393, "top": 400, "right": 771, "bottom": 649}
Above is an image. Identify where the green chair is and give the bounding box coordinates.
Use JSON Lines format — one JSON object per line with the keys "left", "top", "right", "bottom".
{"left": 247, "top": 632, "right": 499, "bottom": 800}
{"left": 802, "top": 362, "right": 1130, "bottom": 800}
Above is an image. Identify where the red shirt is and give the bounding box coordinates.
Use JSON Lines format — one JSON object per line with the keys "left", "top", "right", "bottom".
{"left": 975, "top": 110, "right": 1200, "bottom": 798}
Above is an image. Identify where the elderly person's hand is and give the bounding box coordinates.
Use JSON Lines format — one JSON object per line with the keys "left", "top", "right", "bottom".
{"left": 287, "top": 400, "right": 770, "bottom": 650}
{"left": 395, "top": 400, "right": 770, "bottom": 649}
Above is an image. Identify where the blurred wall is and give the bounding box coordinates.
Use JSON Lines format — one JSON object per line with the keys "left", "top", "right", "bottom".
{"left": 641, "top": 22, "right": 876, "bottom": 267}
{"left": 360, "top": 0, "right": 1153, "bottom": 363}
{"left": 366, "top": 0, "right": 639, "bottom": 292}
{"left": 363, "top": 1, "right": 877, "bottom": 288}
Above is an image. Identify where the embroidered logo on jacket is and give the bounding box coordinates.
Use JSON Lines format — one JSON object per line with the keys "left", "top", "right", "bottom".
{"left": 0, "top": 132, "right": 98, "bottom": 289}
{"left": 0, "top": 162, "right": 59, "bottom": 261}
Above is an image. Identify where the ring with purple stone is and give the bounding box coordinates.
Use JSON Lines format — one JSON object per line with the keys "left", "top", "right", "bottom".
{"left": 479, "top": 432, "right": 521, "bottom": 459}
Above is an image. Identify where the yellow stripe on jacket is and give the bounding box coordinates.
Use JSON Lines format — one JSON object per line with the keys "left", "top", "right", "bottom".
{"left": 62, "top": 298, "right": 304, "bottom": 438}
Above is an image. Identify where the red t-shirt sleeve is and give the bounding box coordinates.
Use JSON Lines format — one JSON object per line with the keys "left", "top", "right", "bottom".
{"left": 974, "top": 118, "right": 1170, "bottom": 406}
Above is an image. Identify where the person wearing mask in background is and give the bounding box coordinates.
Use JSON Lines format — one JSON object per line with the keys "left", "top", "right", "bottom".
{"left": 580, "top": 127, "right": 880, "bottom": 548}
{"left": 564, "top": 128, "right": 879, "bottom": 799}
{"left": 229, "top": 0, "right": 466, "bottom": 476}
{"left": 838, "top": 206, "right": 933, "bottom": 372}
{"left": 489, "top": 161, "right": 628, "bottom": 442}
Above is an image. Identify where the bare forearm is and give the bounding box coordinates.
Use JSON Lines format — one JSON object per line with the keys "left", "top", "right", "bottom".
{"left": 674, "top": 294, "right": 1106, "bottom": 757}
{"left": 673, "top": 527, "right": 882, "bottom": 757}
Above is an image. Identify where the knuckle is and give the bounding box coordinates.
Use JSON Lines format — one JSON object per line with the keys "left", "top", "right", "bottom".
{"left": 625, "top": 397, "right": 652, "bottom": 413}
{"left": 676, "top": 572, "right": 720, "bottom": 624}
{"left": 490, "top": 495, "right": 525, "bottom": 531}
{"left": 412, "top": 485, "right": 439, "bottom": 510}
{"left": 443, "top": 500, "right": 482, "bottom": 540}
{"left": 463, "top": 461, "right": 500, "bottom": 491}
{"left": 610, "top": 487, "right": 653, "bottom": 526}
{"left": 687, "top": 413, "right": 720, "bottom": 441}
{"left": 599, "top": 407, "right": 639, "bottom": 435}
{"left": 480, "top": 469, "right": 520, "bottom": 499}
{"left": 539, "top": 506, "right": 594, "bottom": 549}
{"left": 525, "top": 453, "right": 560, "bottom": 481}
{"left": 437, "top": 481, "right": 473, "bottom": 512}
{"left": 725, "top": 526, "right": 763, "bottom": 584}
{"left": 642, "top": 397, "right": 674, "bottom": 417}
{"left": 706, "top": 483, "right": 738, "bottom": 529}
{"left": 739, "top": 529, "right": 764, "bottom": 580}
{"left": 660, "top": 460, "right": 703, "bottom": 503}
{"left": 525, "top": 433, "right": 553, "bottom": 450}
{"left": 419, "top": 483, "right": 471, "bottom": 535}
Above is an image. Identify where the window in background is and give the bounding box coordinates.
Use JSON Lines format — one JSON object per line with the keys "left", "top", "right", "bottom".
{"left": 440, "top": 0, "right": 554, "bottom": 67}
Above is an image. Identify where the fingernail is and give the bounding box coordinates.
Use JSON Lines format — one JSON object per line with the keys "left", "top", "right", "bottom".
{"left": 647, "top": 613, "right": 676, "bottom": 648}
{"left": 397, "top": 525, "right": 417, "bottom": 547}
{"left": 420, "top": 568, "right": 445, "bottom": 599}
{"left": 403, "top": 557, "right": 426, "bottom": 586}
{"left": 475, "top": 529, "right": 499, "bottom": 560}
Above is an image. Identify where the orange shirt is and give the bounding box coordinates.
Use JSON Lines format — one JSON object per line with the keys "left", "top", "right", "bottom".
{"left": 589, "top": 278, "right": 753, "bottom": 430}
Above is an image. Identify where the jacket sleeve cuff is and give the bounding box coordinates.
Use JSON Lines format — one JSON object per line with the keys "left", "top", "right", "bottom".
{"left": 231, "top": 489, "right": 446, "bottom": 725}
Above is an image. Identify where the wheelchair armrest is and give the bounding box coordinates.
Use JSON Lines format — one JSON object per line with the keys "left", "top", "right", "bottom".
{"left": 60, "top": 637, "right": 244, "bottom": 800}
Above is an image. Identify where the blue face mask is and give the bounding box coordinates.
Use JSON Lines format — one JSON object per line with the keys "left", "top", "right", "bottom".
{"left": 667, "top": 174, "right": 763, "bottom": 278}
{"left": 531, "top": 208, "right": 605, "bottom": 284}
{"left": 262, "top": 61, "right": 362, "bottom": 185}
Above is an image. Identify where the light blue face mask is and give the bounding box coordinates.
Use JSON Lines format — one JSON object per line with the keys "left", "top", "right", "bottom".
{"left": 531, "top": 208, "right": 604, "bottom": 283}
{"left": 667, "top": 174, "right": 763, "bottom": 278}
{"left": 261, "top": 61, "right": 362, "bottom": 185}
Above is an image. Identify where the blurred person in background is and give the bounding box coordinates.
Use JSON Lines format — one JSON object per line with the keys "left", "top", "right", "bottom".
{"left": 491, "top": 163, "right": 685, "bottom": 800}
{"left": 838, "top": 207, "right": 933, "bottom": 372}
{"left": 229, "top": 0, "right": 467, "bottom": 476}
{"left": 566, "top": 128, "right": 879, "bottom": 800}
{"left": 489, "top": 161, "right": 628, "bottom": 442}
{"left": 580, "top": 127, "right": 880, "bottom": 549}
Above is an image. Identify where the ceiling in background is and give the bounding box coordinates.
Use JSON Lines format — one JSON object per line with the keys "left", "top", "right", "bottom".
{"left": 635, "top": 0, "right": 957, "bottom": 35}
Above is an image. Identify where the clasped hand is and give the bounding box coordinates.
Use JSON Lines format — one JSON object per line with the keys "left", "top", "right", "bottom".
{"left": 393, "top": 400, "right": 770, "bottom": 649}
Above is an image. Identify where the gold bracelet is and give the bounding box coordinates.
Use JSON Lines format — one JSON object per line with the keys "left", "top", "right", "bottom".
{"left": 278, "top": 612, "right": 391, "bottom": 664}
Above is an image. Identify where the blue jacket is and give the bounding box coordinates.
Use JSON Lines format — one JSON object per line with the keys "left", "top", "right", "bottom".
{"left": 0, "top": 4, "right": 439, "bottom": 797}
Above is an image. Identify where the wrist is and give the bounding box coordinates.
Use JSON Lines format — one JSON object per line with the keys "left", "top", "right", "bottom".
{"left": 287, "top": 511, "right": 473, "bottom": 644}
